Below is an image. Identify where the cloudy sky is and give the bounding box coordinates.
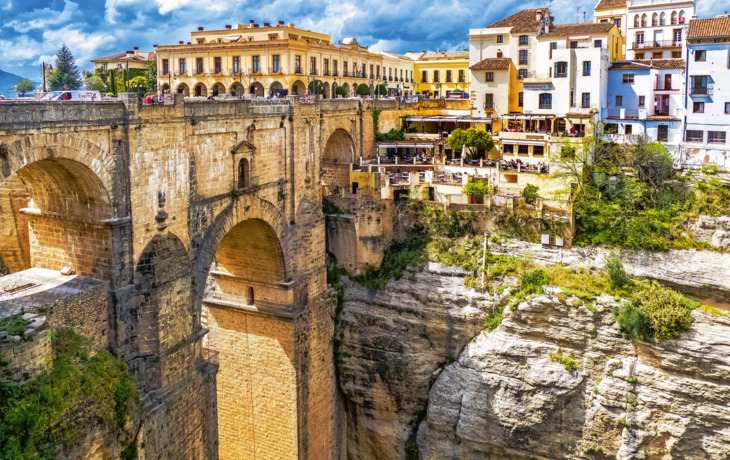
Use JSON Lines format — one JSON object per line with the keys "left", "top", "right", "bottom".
{"left": 0, "top": 0, "right": 725, "bottom": 79}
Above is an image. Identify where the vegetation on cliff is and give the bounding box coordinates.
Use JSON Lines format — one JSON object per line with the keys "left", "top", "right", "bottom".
{"left": 0, "top": 331, "right": 140, "bottom": 459}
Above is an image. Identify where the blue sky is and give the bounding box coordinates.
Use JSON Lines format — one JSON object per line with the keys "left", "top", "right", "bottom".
{"left": 0, "top": 0, "right": 725, "bottom": 79}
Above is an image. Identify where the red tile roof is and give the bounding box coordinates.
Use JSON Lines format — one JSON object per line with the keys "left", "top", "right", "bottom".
{"left": 90, "top": 51, "right": 155, "bottom": 62}
{"left": 687, "top": 17, "right": 730, "bottom": 39}
{"left": 420, "top": 51, "right": 469, "bottom": 59}
{"left": 470, "top": 58, "right": 512, "bottom": 70}
{"left": 595, "top": 0, "right": 627, "bottom": 10}
{"left": 609, "top": 59, "right": 685, "bottom": 70}
{"left": 540, "top": 22, "right": 616, "bottom": 38}
{"left": 487, "top": 8, "right": 550, "bottom": 33}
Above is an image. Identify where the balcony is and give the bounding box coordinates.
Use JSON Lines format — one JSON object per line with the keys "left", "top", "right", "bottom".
{"left": 654, "top": 83, "right": 678, "bottom": 91}
{"left": 294, "top": 68, "right": 303, "bottom": 74}
{"left": 633, "top": 40, "right": 681, "bottom": 49}
{"left": 690, "top": 84, "right": 713, "bottom": 96}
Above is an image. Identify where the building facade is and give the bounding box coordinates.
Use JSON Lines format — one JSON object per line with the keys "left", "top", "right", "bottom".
{"left": 625, "top": 0, "right": 695, "bottom": 60}
{"left": 376, "top": 51, "right": 415, "bottom": 96}
{"left": 469, "top": 57, "right": 519, "bottom": 121}
{"left": 682, "top": 16, "right": 730, "bottom": 169}
{"left": 90, "top": 47, "right": 155, "bottom": 73}
{"left": 154, "top": 22, "right": 384, "bottom": 98}
{"left": 410, "top": 51, "right": 470, "bottom": 98}
{"left": 603, "top": 59, "right": 686, "bottom": 156}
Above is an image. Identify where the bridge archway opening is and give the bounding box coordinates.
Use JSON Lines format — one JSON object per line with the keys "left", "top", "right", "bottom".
{"left": 323, "top": 81, "right": 331, "bottom": 99}
{"left": 249, "top": 82, "right": 264, "bottom": 97}
{"left": 211, "top": 82, "right": 225, "bottom": 96}
{"left": 342, "top": 82, "right": 351, "bottom": 97}
{"left": 269, "top": 81, "right": 283, "bottom": 97}
{"left": 230, "top": 82, "right": 244, "bottom": 96}
{"left": 176, "top": 83, "right": 190, "bottom": 95}
{"left": 194, "top": 82, "right": 207, "bottom": 97}
{"left": 202, "top": 218, "right": 298, "bottom": 459}
{"left": 0, "top": 158, "right": 113, "bottom": 280}
{"left": 291, "top": 80, "right": 306, "bottom": 96}
{"left": 322, "top": 128, "right": 356, "bottom": 192}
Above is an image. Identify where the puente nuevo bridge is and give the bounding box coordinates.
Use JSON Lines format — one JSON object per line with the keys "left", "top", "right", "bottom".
{"left": 0, "top": 95, "right": 440, "bottom": 459}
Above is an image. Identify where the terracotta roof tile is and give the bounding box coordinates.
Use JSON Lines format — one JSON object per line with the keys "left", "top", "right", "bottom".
{"left": 687, "top": 17, "right": 730, "bottom": 39}
{"left": 486, "top": 8, "right": 550, "bottom": 33}
{"left": 609, "top": 59, "right": 685, "bottom": 70}
{"left": 594, "top": 0, "right": 627, "bottom": 10}
{"left": 90, "top": 51, "right": 155, "bottom": 62}
{"left": 420, "top": 51, "right": 469, "bottom": 59}
{"left": 539, "top": 22, "right": 616, "bottom": 38}
{"left": 470, "top": 57, "right": 512, "bottom": 70}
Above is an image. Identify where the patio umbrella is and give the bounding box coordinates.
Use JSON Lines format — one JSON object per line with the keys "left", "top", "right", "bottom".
{"left": 461, "top": 144, "right": 466, "bottom": 159}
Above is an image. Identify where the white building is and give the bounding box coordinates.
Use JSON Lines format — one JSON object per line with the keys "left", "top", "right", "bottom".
{"left": 603, "top": 59, "right": 685, "bottom": 156}
{"left": 521, "top": 23, "right": 615, "bottom": 133}
{"left": 376, "top": 51, "right": 415, "bottom": 97}
{"left": 682, "top": 16, "right": 730, "bottom": 170}
{"left": 594, "top": 0, "right": 629, "bottom": 41}
{"left": 625, "top": 0, "right": 695, "bottom": 60}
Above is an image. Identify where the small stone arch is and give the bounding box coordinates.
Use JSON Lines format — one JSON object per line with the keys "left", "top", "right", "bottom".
{"left": 342, "top": 82, "right": 351, "bottom": 97}
{"left": 211, "top": 82, "right": 226, "bottom": 96}
{"left": 230, "top": 82, "right": 244, "bottom": 96}
{"left": 269, "top": 81, "right": 284, "bottom": 97}
{"left": 249, "top": 82, "right": 264, "bottom": 97}
{"left": 291, "top": 79, "right": 306, "bottom": 96}
{"left": 194, "top": 82, "right": 207, "bottom": 97}
{"left": 323, "top": 81, "right": 331, "bottom": 99}
{"left": 176, "top": 82, "right": 190, "bottom": 95}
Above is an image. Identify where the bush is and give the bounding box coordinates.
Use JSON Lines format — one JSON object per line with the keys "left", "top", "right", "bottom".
{"left": 634, "top": 283, "right": 692, "bottom": 339}
{"left": 335, "top": 86, "right": 347, "bottom": 97}
{"left": 613, "top": 303, "right": 651, "bottom": 340}
{"left": 352, "top": 236, "right": 427, "bottom": 290}
{"left": 606, "top": 254, "right": 629, "bottom": 290}
{"left": 521, "top": 184, "right": 539, "bottom": 205}
{"left": 356, "top": 84, "right": 371, "bottom": 96}
{"left": 462, "top": 180, "right": 490, "bottom": 198}
{"left": 519, "top": 269, "right": 549, "bottom": 295}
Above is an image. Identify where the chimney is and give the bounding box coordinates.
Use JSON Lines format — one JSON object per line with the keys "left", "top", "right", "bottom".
{"left": 278, "top": 21, "right": 285, "bottom": 26}
{"left": 179, "top": 41, "right": 184, "bottom": 44}
{"left": 288, "top": 23, "right": 294, "bottom": 28}
{"left": 133, "top": 46, "right": 139, "bottom": 55}
{"left": 249, "top": 20, "right": 255, "bottom": 28}
{"left": 254, "top": 24, "right": 259, "bottom": 28}
{"left": 225, "top": 24, "right": 232, "bottom": 29}
{"left": 264, "top": 22, "right": 270, "bottom": 27}
{"left": 198, "top": 26, "right": 204, "bottom": 31}
{"left": 126, "top": 50, "right": 134, "bottom": 58}
{"left": 537, "top": 11, "right": 543, "bottom": 22}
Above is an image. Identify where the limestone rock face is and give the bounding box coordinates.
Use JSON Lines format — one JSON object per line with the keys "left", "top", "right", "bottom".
{"left": 338, "top": 263, "right": 498, "bottom": 460}
{"left": 690, "top": 215, "right": 730, "bottom": 252}
{"left": 417, "top": 292, "right": 730, "bottom": 459}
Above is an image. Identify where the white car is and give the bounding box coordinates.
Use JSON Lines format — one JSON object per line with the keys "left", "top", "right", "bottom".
{"left": 40, "top": 90, "right": 101, "bottom": 101}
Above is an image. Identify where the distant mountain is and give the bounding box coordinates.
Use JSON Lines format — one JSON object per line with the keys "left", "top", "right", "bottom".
{"left": 0, "top": 69, "right": 39, "bottom": 97}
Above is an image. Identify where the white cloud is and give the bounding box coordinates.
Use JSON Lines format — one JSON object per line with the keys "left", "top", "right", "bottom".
{"left": 3, "top": 1, "right": 12, "bottom": 11}
{"left": 5, "top": 0, "right": 79, "bottom": 33}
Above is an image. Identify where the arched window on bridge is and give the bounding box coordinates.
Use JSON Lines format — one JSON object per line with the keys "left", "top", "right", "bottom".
{"left": 245, "top": 286, "right": 254, "bottom": 305}
{"left": 238, "top": 158, "right": 250, "bottom": 189}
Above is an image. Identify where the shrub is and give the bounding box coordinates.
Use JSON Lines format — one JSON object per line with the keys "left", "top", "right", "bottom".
{"left": 335, "top": 86, "right": 347, "bottom": 97}
{"left": 613, "top": 303, "right": 651, "bottom": 340}
{"left": 356, "top": 84, "right": 371, "bottom": 96}
{"left": 462, "top": 180, "right": 490, "bottom": 198}
{"left": 606, "top": 254, "right": 629, "bottom": 290}
{"left": 634, "top": 283, "right": 692, "bottom": 339}
{"left": 519, "top": 269, "right": 549, "bottom": 295}
{"left": 521, "top": 184, "right": 539, "bottom": 205}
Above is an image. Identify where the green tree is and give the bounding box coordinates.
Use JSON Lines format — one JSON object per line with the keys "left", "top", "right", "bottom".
{"left": 374, "top": 83, "right": 387, "bottom": 97}
{"left": 47, "top": 44, "right": 82, "bottom": 90}
{"left": 83, "top": 72, "right": 107, "bottom": 91}
{"left": 521, "top": 183, "right": 539, "bottom": 204}
{"left": 14, "top": 78, "right": 34, "bottom": 96}
{"left": 308, "top": 79, "right": 325, "bottom": 95}
{"left": 144, "top": 61, "right": 158, "bottom": 93}
{"left": 335, "top": 86, "right": 347, "bottom": 97}
{"left": 629, "top": 136, "right": 675, "bottom": 192}
{"left": 462, "top": 180, "right": 490, "bottom": 198}
{"left": 448, "top": 128, "right": 494, "bottom": 158}
{"left": 356, "top": 84, "right": 371, "bottom": 97}
{"left": 129, "top": 76, "right": 146, "bottom": 95}
{"left": 108, "top": 70, "right": 118, "bottom": 96}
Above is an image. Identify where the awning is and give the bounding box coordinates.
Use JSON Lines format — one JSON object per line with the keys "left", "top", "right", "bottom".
{"left": 501, "top": 140, "right": 546, "bottom": 146}
{"left": 378, "top": 143, "right": 434, "bottom": 148}
{"left": 225, "top": 35, "right": 242, "bottom": 42}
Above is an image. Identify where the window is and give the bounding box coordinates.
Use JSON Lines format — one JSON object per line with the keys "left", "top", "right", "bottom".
{"left": 636, "top": 31, "right": 644, "bottom": 45}
{"left": 660, "top": 12, "right": 666, "bottom": 26}
{"left": 484, "top": 93, "right": 494, "bottom": 109}
{"left": 625, "top": 124, "right": 633, "bottom": 135}
{"left": 295, "top": 55, "right": 301, "bottom": 73}
{"left": 634, "top": 15, "right": 640, "bottom": 27}
{"left": 673, "top": 29, "right": 682, "bottom": 44}
{"left": 196, "top": 57, "right": 203, "bottom": 74}
{"left": 555, "top": 61, "right": 567, "bottom": 77}
{"left": 550, "top": 42, "right": 557, "bottom": 58}
{"left": 497, "top": 35, "right": 503, "bottom": 43}
{"left": 272, "top": 55, "right": 280, "bottom": 72}
{"left": 518, "top": 144, "right": 529, "bottom": 155}
{"left": 652, "top": 13, "right": 658, "bottom": 27}
{"left": 614, "top": 18, "right": 621, "bottom": 27}
{"left": 534, "top": 145, "right": 544, "bottom": 156}
{"left": 162, "top": 59, "right": 169, "bottom": 75}
{"left": 581, "top": 92, "right": 591, "bottom": 108}
{"left": 333, "top": 60, "right": 338, "bottom": 75}
{"left": 310, "top": 57, "right": 316, "bottom": 74}
{"left": 446, "top": 70, "right": 452, "bottom": 82}
{"left": 324, "top": 59, "right": 329, "bottom": 75}
{"left": 238, "top": 158, "right": 250, "bottom": 188}
{"left": 252, "top": 55, "right": 260, "bottom": 73}
{"left": 232, "top": 56, "right": 240, "bottom": 74}
{"left": 570, "top": 41, "right": 578, "bottom": 49}
{"left": 652, "top": 52, "right": 662, "bottom": 59}
{"left": 433, "top": 70, "right": 439, "bottom": 82}
{"left": 641, "top": 14, "right": 647, "bottom": 27}
{"left": 725, "top": 102, "right": 730, "bottom": 113}
{"left": 693, "top": 101, "right": 704, "bottom": 113}
{"left": 594, "top": 39, "right": 603, "bottom": 48}
{"left": 519, "top": 50, "right": 528, "bottom": 65}
{"left": 422, "top": 70, "right": 427, "bottom": 82}
{"left": 459, "top": 70, "right": 465, "bottom": 82}
{"left": 518, "top": 92, "right": 523, "bottom": 107}
{"left": 178, "top": 58, "right": 187, "bottom": 75}
{"left": 539, "top": 93, "right": 552, "bottom": 109}
{"left": 686, "top": 130, "right": 703, "bottom": 142}
{"left": 503, "top": 144, "right": 514, "bottom": 153}
{"left": 638, "top": 95, "right": 645, "bottom": 106}
{"left": 214, "top": 57, "right": 221, "bottom": 74}
{"left": 695, "top": 50, "right": 706, "bottom": 61}
{"left": 518, "top": 69, "right": 528, "bottom": 79}
{"left": 708, "top": 131, "right": 727, "bottom": 144}
{"left": 519, "top": 35, "right": 528, "bottom": 45}
{"left": 691, "top": 76, "right": 708, "bottom": 94}
{"left": 671, "top": 11, "right": 677, "bottom": 25}
{"left": 485, "top": 72, "right": 494, "bottom": 82}
{"left": 672, "top": 51, "right": 681, "bottom": 58}
{"left": 657, "top": 124, "right": 668, "bottom": 142}
{"left": 583, "top": 61, "right": 591, "bottom": 76}
{"left": 636, "top": 53, "right": 645, "bottom": 59}
{"left": 616, "top": 95, "right": 623, "bottom": 106}
{"left": 623, "top": 73, "right": 634, "bottom": 84}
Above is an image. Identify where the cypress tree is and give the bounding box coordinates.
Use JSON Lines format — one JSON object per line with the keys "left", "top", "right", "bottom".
{"left": 47, "top": 44, "right": 82, "bottom": 90}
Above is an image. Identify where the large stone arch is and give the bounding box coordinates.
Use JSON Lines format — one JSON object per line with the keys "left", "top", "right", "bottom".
{"left": 321, "top": 127, "right": 357, "bottom": 192}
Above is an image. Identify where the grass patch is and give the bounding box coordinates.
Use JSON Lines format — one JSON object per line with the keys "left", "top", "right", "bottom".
{"left": 698, "top": 305, "right": 728, "bottom": 317}
{"left": 352, "top": 236, "right": 428, "bottom": 291}
{"left": 549, "top": 350, "right": 579, "bottom": 371}
{"left": 0, "top": 314, "right": 31, "bottom": 338}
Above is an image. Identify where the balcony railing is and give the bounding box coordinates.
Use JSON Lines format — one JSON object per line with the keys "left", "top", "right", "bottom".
{"left": 310, "top": 69, "right": 317, "bottom": 75}
{"left": 294, "top": 68, "right": 303, "bottom": 74}
{"left": 343, "top": 71, "right": 349, "bottom": 77}
{"left": 484, "top": 102, "right": 495, "bottom": 109}
{"left": 633, "top": 40, "right": 681, "bottom": 49}
{"left": 690, "top": 85, "right": 713, "bottom": 96}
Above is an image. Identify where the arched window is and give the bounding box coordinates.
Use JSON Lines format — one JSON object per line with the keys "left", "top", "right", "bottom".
{"left": 652, "top": 13, "right": 658, "bottom": 27}
{"left": 634, "top": 15, "right": 640, "bottom": 27}
{"left": 660, "top": 12, "right": 666, "bottom": 26}
{"left": 238, "top": 158, "right": 250, "bottom": 189}
{"left": 679, "top": 10, "right": 686, "bottom": 23}
{"left": 671, "top": 11, "right": 677, "bottom": 25}
{"left": 641, "top": 14, "right": 647, "bottom": 27}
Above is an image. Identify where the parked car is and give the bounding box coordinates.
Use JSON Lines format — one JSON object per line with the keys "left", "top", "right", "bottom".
{"left": 40, "top": 91, "right": 101, "bottom": 101}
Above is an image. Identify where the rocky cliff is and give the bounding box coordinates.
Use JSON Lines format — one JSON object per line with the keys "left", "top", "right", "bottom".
{"left": 339, "top": 245, "right": 730, "bottom": 459}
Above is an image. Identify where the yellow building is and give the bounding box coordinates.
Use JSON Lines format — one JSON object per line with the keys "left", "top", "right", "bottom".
{"left": 90, "top": 47, "right": 155, "bottom": 73}
{"left": 409, "top": 50, "right": 470, "bottom": 98}
{"left": 154, "top": 21, "right": 386, "bottom": 98}
{"left": 376, "top": 51, "right": 415, "bottom": 97}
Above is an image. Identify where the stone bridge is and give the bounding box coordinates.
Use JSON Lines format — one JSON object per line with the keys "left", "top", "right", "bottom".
{"left": 0, "top": 95, "right": 467, "bottom": 459}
